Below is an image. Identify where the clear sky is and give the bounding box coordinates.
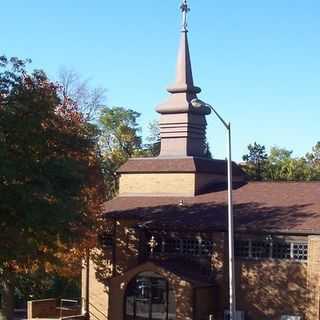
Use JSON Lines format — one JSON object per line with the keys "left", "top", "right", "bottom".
{"left": 1, "top": 0, "right": 320, "bottom": 161}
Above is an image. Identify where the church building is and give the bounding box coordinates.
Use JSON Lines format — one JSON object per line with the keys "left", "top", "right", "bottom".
{"left": 82, "top": 2, "right": 320, "bottom": 320}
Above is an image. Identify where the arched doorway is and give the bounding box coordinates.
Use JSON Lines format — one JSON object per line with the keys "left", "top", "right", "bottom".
{"left": 125, "top": 271, "right": 176, "bottom": 320}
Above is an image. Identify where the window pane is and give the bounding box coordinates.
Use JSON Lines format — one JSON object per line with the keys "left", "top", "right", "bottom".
{"left": 200, "top": 240, "right": 214, "bottom": 256}
{"left": 125, "top": 296, "right": 135, "bottom": 320}
{"left": 235, "top": 240, "right": 250, "bottom": 258}
{"left": 135, "top": 298, "right": 150, "bottom": 320}
{"left": 151, "top": 278, "right": 167, "bottom": 320}
{"left": 164, "top": 239, "right": 180, "bottom": 254}
{"left": 168, "top": 288, "right": 176, "bottom": 320}
{"left": 182, "top": 239, "right": 199, "bottom": 256}
{"left": 293, "top": 243, "right": 308, "bottom": 261}
{"left": 273, "top": 242, "right": 291, "bottom": 259}
{"left": 125, "top": 272, "right": 176, "bottom": 320}
{"left": 251, "top": 241, "right": 270, "bottom": 258}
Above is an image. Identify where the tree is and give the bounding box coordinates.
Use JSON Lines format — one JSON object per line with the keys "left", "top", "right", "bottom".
{"left": 0, "top": 56, "right": 104, "bottom": 318}
{"left": 144, "top": 120, "right": 161, "bottom": 157}
{"left": 58, "top": 67, "right": 106, "bottom": 121}
{"left": 242, "top": 142, "right": 268, "bottom": 180}
{"left": 306, "top": 142, "right": 320, "bottom": 179}
{"left": 99, "top": 106, "right": 143, "bottom": 199}
{"left": 306, "top": 141, "right": 320, "bottom": 164}
{"left": 263, "top": 147, "right": 316, "bottom": 181}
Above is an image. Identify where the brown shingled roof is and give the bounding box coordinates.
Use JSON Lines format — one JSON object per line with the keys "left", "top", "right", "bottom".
{"left": 118, "top": 157, "right": 245, "bottom": 176}
{"left": 102, "top": 182, "right": 320, "bottom": 234}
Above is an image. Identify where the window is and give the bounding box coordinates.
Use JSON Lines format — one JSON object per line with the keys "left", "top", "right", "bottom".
{"left": 150, "top": 237, "right": 214, "bottom": 258}
{"left": 251, "top": 241, "right": 270, "bottom": 259}
{"left": 235, "top": 238, "right": 308, "bottom": 262}
{"left": 182, "top": 239, "right": 199, "bottom": 256}
{"left": 164, "top": 239, "right": 181, "bottom": 255}
{"left": 98, "top": 233, "right": 114, "bottom": 248}
{"left": 200, "top": 240, "right": 214, "bottom": 256}
{"left": 272, "top": 242, "right": 291, "bottom": 259}
{"left": 235, "top": 240, "right": 249, "bottom": 258}
{"left": 292, "top": 243, "right": 308, "bottom": 261}
{"left": 125, "top": 272, "right": 176, "bottom": 320}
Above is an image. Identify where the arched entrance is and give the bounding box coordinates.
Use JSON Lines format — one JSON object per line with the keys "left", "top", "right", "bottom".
{"left": 125, "top": 271, "right": 176, "bottom": 320}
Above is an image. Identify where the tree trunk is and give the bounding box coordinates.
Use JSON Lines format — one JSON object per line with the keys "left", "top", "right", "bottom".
{"left": 0, "top": 278, "right": 15, "bottom": 320}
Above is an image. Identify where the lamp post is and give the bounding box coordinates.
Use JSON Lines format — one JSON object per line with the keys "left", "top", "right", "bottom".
{"left": 191, "top": 99, "right": 236, "bottom": 320}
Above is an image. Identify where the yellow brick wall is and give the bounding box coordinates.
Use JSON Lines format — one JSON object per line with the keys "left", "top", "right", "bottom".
{"left": 218, "top": 233, "right": 320, "bottom": 320}
{"left": 87, "top": 259, "right": 109, "bottom": 320}
{"left": 306, "top": 236, "right": 320, "bottom": 320}
{"left": 119, "top": 173, "right": 196, "bottom": 196}
{"left": 84, "top": 220, "right": 320, "bottom": 320}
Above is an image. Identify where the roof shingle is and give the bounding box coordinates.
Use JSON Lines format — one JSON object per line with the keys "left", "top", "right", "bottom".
{"left": 103, "top": 182, "right": 320, "bottom": 234}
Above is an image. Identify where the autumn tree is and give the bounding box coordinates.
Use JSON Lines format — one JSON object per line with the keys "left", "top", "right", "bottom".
{"left": 0, "top": 56, "right": 104, "bottom": 319}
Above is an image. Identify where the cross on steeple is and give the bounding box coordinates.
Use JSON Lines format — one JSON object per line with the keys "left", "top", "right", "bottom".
{"left": 180, "top": 0, "right": 190, "bottom": 31}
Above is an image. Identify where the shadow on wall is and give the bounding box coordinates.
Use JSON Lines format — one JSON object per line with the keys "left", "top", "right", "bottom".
{"left": 234, "top": 260, "right": 316, "bottom": 320}
{"left": 93, "top": 199, "right": 318, "bottom": 279}
{"left": 92, "top": 200, "right": 319, "bottom": 320}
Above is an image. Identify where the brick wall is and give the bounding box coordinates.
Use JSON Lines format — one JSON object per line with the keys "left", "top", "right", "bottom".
{"left": 84, "top": 220, "right": 320, "bottom": 320}
{"left": 119, "top": 173, "right": 196, "bottom": 196}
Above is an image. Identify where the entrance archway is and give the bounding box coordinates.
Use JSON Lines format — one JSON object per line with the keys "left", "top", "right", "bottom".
{"left": 125, "top": 271, "right": 176, "bottom": 320}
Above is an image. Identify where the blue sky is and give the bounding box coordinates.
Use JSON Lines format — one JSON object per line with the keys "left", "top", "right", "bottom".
{"left": 1, "top": 0, "right": 320, "bottom": 161}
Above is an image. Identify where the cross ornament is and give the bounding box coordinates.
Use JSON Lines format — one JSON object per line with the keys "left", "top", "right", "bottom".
{"left": 148, "top": 236, "right": 158, "bottom": 257}
{"left": 180, "top": 0, "right": 190, "bottom": 31}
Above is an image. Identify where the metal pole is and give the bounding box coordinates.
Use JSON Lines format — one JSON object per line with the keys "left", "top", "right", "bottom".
{"left": 190, "top": 98, "right": 237, "bottom": 320}
{"left": 227, "top": 124, "right": 236, "bottom": 320}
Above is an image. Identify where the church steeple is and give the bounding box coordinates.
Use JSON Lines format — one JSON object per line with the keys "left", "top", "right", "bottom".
{"left": 156, "top": 0, "right": 211, "bottom": 157}
{"left": 117, "top": 1, "right": 245, "bottom": 197}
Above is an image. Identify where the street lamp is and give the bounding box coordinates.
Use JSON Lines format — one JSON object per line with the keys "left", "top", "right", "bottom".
{"left": 191, "top": 98, "right": 236, "bottom": 320}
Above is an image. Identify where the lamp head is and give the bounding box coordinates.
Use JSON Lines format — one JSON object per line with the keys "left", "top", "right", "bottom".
{"left": 191, "top": 98, "right": 208, "bottom": 108}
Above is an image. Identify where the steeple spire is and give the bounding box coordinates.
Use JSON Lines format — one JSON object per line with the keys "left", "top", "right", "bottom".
{"left": 155, "top": 1, "right": 211, "bottom": 158}
{"left": 156, "top": 0, "right": 208, "bottom": 114}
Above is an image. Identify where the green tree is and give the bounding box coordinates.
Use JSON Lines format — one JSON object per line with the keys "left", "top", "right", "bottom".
{"left": 242, "top": 142, "right": 268, "bottom": 180}
{"left": 306, "top": 141, "right": 320, "bottom": 164}
{"left": 305, "top": 142, "right": 320, "bottom": 180}
{"left": 99, "top": 106, "right": 143, "bottom": 199}
{"left": 0, "top": 56, "right": 104, "bottom": 318}
{"left": 264, "top": 147, "right": 314, "bottom": 181}
{"left": 144, "top": 120, "right": 161, "bottom": 157}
